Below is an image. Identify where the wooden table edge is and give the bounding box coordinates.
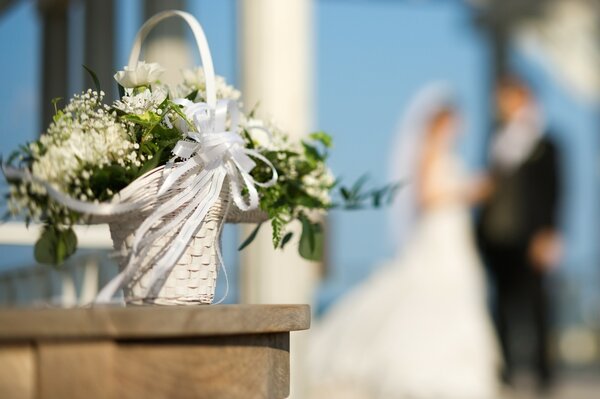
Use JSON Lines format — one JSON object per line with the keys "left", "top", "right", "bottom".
{"left": 0, "top": 304, "right": 311, "bottom": 341}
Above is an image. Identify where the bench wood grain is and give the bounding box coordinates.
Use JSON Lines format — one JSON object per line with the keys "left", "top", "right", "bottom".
{"left": 0, "top": 305, "right": 310, "bottom": 399}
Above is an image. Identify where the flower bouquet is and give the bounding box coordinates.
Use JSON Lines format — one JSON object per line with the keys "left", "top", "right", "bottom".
{"left": 2, "top": 11, "right": 398, "bottom": 305}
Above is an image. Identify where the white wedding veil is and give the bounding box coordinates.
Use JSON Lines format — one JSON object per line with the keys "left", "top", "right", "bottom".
{"left": 388, "top": 83, "right": 456, "bottom": 252}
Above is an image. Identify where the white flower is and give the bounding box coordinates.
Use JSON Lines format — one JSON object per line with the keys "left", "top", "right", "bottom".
{"left": 176, "top": 67, "right": 241, "bottom": 102}
{"left": 30, "top": 91, "right": 139, "bottom": 195}
{"left": 242, "top": 116, "right": 291, "bottom": 151}
{"left": 113, "top": 87, "right": 168, "bottom": 114}
{"left": 302, "top": 166, "right": 334, "bottom": 207}
{"left": 114, "top": 61, "right": 164, "bottom": 88}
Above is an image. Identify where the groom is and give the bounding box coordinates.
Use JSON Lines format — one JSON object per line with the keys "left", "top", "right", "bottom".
{"left": 477, "top": 75, "right": 562, "bottom": 390}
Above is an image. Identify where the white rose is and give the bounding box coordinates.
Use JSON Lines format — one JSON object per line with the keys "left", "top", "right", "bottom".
{"left": 114, "top": 61, "right": 164, "bottom": 88}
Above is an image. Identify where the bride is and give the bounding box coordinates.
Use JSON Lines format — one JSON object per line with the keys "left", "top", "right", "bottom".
{"left": 309, "top": 84, "right": 501, "bottom": 399}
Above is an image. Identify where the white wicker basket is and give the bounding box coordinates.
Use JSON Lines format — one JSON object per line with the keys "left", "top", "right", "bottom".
{"left": 93, "top": 165, "right": 267, "bottom": 305}
{"left": 90, "top": 11, "right": 268, "bottom": 305}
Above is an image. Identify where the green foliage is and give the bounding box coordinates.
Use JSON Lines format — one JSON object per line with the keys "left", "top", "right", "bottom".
{"left": 2, "top": 86, "right": 188, "bottom": 266}
{"left": 298, "top": 214, "right": 324, "bottom": 261}
{"left": 280, "top": 231, "right": 294, "bottom": 249}
{"left": 308, "top": 131, "right": 333, "bottom": 148}
{"left": 70, "top": 99, "right": 183, "bottom": 202}
{"left": 51, "top": 97, "right": 63, "bottom": 117}
{"left": 238, "top": 131, "right": 334, "bottom": 261}
{"left": 136, "top": 116, "right": 182, "bottom": 173}
{"left": 34, "top": 226, "right": 77, "bottom": 265}
{"left": 84, "top": 164, "right": 139, "bottom": 201}
{"left": 335, "top": 175, "right": 402, "bottom": 210}
{"left": 4, "top": 78, "right": 400, "bottom": 268}
{"left": 185, "top": 89, "right": 199, "bottom": 101}
{"left": 82, "top": 65, "right": 101, "bottom": 93}
{"left": 118, "top": 84, "right": 125, "bottom": 99}
{"left": 237, "top": 128, "right": 400, "bottom": 261}
{"left": 238, "top": 223, "right": 263, "bottom": 251}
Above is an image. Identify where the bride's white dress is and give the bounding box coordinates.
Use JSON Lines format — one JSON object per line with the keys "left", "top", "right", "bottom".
{"left": 309, "top": 155, "right": 501, "bottom": 399}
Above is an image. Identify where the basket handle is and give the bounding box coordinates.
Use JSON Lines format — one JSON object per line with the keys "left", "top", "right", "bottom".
{"left": 127, "top": 10, "right": 217, "bottom": 108}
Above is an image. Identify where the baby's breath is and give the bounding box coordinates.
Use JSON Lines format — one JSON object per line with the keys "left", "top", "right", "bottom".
{"left": 32, "top": 90, "right": 139, "bottom": 195}
{"left": 113, "top": 87, "right": 167, "bottom": 115}
{"left": 4, "top": 64, "right": 338, "bottom": 265}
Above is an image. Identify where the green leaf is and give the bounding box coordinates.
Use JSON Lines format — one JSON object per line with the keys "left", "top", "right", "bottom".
{"left": 118, "top": 84, "right": 125, "bottom": 99}
{"left": 372, "top": 187, "right": 386, "bottom": 208}
{"left": 280, "top": 231, "right": 293, "bottom": 249}
{"left": 248, "top": 101, "right": 261, "bottom": 118}
{"left": 61, "top": 228, "right": 77, "bottom": 260}
{"left": 241, "top": 129, "right": 256, "bottom": 150}
{"left": 34, "top": 229, "right": 55, "bottom": 265}
{"left": 56, "top": 235, "right": 68, "bottom": 263}
{"left": 386, "top": 182, "right": 403, "bottom": 205}
{"left": 51, "top": 97, "right": 63, "bottom": 117}
{"left": 333, "top": 176, "right": 404, "bottom": 210}
{"left": 369, "top": 182, "right": 403, "bottom": 208}
{"left": 340, "top": 187, "right": 351, "bottom": 201}
{"left": 185, "top": 89, "right": 198, "bottom": 101}
{"left": 139, "top": 149, "right": 163, "bottom": 175}
{"left": 302, "top": 216, "right": 315, "bottom": 252}
{"left": 308, "top": 131, "right": 333, "bottom": 148}
{"left": 121, "top": 112, "right": 161, "bottom": 127}
{"left": 34, "top": 226, "right": 78, "bottom": 265}
{"left": 271, "top": 216, "right": 285, "bottom": 247}
{"left": 82, "top": 64, "right": 101, "bottom": 93}
{"left": 6, "top": 150, "right": 20, "bottom": 165}
{"left": 351, "top": 174, "right": 369, "bottom": 197}
{"left": 299, "top": 217, "right": 324, "bottom": 261}
{"left": 167, "top": 100, "right": 195, "bottom": 130}
{"left": 295, "top": 194, "right": 325, "bottom": 209}
{"left": 238, "top": 223, "right": 263, "bottom": 251}
{"left": 302, "top": 142, "right": 322, "bottom": 163}
{"left": 86, "top": 164, "right": 137, "bottom": 199}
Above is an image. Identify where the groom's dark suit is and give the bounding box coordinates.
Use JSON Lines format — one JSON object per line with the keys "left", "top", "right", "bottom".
{"left": 477, "top": 135, "right": 561, "bottom": 387}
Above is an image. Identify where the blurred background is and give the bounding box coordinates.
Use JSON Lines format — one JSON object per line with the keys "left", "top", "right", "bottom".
{"left": 1, "top": 0, "right": 600, "bottom": 398}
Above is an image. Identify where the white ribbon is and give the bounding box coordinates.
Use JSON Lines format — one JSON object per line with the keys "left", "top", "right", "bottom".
{"left": 1, "top": 167, "right": 154, "bottom": 216}
{"left": 3, "top": 97, "right": 277, "bottom": 303}
{"left": 94, "top": 98, "right": 277, "bottom": 302}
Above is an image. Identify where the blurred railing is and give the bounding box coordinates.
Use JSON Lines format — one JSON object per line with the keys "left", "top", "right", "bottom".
{"left": 0, "top": 222, "right": 117, "bottom": 306}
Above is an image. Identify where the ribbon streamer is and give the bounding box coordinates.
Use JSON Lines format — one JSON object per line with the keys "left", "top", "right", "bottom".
{"left": 95, "top": 97, "right": 277, "bottom": 302}
{"left": 4, "top": 96, "right": 277, "bottom": 304}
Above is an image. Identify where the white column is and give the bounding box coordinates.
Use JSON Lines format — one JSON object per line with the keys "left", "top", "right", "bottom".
{"left": 239, "top": 1, "right": 318, "bottom": 398}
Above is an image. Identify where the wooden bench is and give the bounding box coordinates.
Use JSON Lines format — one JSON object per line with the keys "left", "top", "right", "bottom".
{"left": 0, "top": 304, "right": 310, "bottom": 399}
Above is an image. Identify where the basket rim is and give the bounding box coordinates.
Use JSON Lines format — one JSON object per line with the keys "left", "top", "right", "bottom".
{"left": 85, "top": 165, "right": 268, "bottom": 225}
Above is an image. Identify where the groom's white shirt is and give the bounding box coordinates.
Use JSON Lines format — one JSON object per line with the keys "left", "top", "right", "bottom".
{"left": 491, "top": 104, "right": 545, "bottom": 172}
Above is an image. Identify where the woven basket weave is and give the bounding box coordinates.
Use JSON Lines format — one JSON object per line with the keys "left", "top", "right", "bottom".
{"left": 95, "top": 166, "right": 267, "bottom": 305}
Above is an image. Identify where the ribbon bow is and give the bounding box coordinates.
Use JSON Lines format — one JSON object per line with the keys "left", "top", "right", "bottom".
{"left": 95, "top": 98, "right": 277, "bottom": 302}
